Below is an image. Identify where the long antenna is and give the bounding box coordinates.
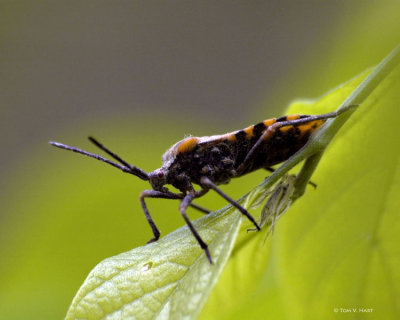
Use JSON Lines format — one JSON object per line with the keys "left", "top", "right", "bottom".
{"left": 87, "top": 137, "right": 148, "bottom": 180}
{"left": 49, "top": 139, "right": 149, "bottom": 181}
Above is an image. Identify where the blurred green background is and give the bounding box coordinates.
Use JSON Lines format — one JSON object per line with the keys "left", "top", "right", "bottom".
{"left": 1, "top": 1, "right": 399, "bottom": 319}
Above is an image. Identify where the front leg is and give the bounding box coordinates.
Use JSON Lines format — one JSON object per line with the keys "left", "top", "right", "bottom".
{"left": 179, "top": 189, "right": 213, "bottom": 264}
{"left": 139, "top": 189, "right": 181, "bottom": 243}
{"left": 139, "top": 188, "right": 211, "bottom": 246}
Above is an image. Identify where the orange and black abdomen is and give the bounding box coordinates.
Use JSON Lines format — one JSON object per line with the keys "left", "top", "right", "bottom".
{"left": 226, "top": 114, "right": 325, "bottom": 174}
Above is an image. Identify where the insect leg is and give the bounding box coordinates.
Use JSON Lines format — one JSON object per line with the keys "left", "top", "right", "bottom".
{"left": 179, "top": 191, "right": 213, "bottom": 264}
{"left": 190, "top": 203, "right": 211, "bottom": 214}
{"left": 140, "top": 190, "right": 181, "bottom": 243}
{"left": 190, "top": 189, "right": 211, "bottom": 214}
{"left": 139, "top": 189, "right": 211, "bottom": 244}
{"left": 200, "top": 176, "right": 261, "bottom": 231}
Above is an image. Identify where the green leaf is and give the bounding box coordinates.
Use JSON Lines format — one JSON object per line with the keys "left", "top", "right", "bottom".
{"left": 198, "top": 66, "right": 369, "bottom": 320}
{"left": 276, "top": 64, "right": 400, "bottom": 320}
{"left": 67, "top": 46, "right": 400, "bottom": 319}
{"left": 200, "top": 60, "right": 400, "bottom": 319}
{"left": 65, "top": 207, "right": 242, "bottom": 320}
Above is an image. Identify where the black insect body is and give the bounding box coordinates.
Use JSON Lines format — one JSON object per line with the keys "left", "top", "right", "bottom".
{"left": 50, "top": 111, "right": 339, "bottom": 263}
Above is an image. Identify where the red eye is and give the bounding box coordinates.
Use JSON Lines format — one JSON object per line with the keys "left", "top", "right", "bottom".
{"left": 158, "top": 171, "right": 164, "bottom": 178}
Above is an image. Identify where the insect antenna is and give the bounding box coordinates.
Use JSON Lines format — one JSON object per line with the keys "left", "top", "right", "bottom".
{"left": 87, "top": 137, "right": 149, "bottom": 180}
{"left": 49, "top": 139, "right": 149, "bottom": 181}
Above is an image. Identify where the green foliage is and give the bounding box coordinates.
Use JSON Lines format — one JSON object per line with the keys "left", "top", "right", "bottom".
{"left": 1, "top": 3, "right": 399, "bottom": 319}
{"left": 274, "top": 66, "right": 400, "bottom": 320}
{"left": 65, "top": 53, "right": 400, "bottom": 318}
{"left": 65, "top": 206, "right": 242, "bottom": 319}
{"left": 200, "top": 65, "right": 400, "bottom": 319}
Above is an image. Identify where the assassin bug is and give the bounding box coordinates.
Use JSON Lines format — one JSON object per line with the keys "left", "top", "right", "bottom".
{"left": 50, "top": 110, "right": 341, "bottom": 263}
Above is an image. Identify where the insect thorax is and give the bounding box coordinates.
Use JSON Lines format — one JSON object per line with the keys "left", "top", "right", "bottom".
{"left": 162, "top": 140, "right": 236, "bottom": 190}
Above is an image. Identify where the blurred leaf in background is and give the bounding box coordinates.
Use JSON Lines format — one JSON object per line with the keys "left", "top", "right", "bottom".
{"left": 0, "top": 1, "right": 399, "bottom": 319}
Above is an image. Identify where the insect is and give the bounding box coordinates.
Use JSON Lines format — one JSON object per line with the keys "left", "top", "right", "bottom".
{"left": 50, "top": 111, "right": 340, "bottom": 263}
